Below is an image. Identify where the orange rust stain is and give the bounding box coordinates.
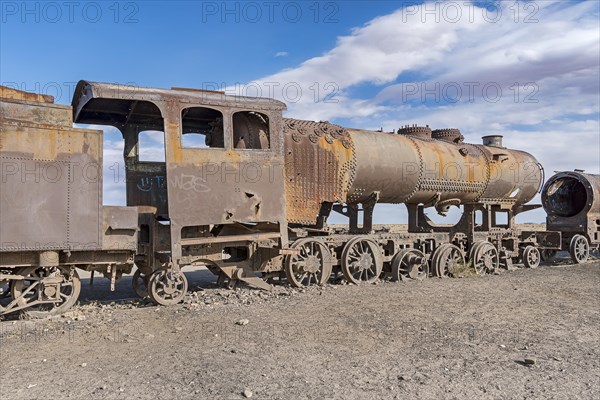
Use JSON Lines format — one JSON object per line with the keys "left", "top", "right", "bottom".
{"left": 47, "top": 130, "right": 58, "bottom": 158}
{"left": 225, "top": 150, "right": 241, "bottom": 163}
{"left": 466, "top": 154, "right": 473, "bottom": 182}
{"left": 166, "top": 122, "right": 184, "bottom": 164}
{"left": 430, "top": 142, "right": 444, "bottom": 181}
{"left": 172, "top": 146, "right": 183, "bottom": 164}
{"left": 0, "top": 86, "right": 54, "bottom": 104}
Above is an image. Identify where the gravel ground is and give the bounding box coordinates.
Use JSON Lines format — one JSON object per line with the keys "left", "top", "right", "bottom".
{"left": 1, "top": 257, "right": 599, "bottom": 400}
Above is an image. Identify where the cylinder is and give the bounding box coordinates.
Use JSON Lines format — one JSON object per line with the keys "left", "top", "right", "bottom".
{"left": 346, "top": 129, "right": 542, "bottom": 207}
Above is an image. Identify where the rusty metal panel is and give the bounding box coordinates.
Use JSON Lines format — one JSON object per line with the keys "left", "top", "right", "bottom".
{"left": 1, "top": 89, "right": 102, "bottom": 252}
{"left": 126, "top": 163, "right": 168, "bottom": 215}
{"left": 104, "top": 206, "right": 138, "bottom": 230}
{"left": 68, "top": 149, "right": 103, "bottom": 249}
{"left": 0, "top": 99, "right": 72, "bottom": 128}
{"left": 1, "top": 155, "right": 69, "bottom": 250}
{"left": 102, "top": 206, "right": 138, "bottom": 250}
{"left": 0, "top": 86, "right": 54, "bottom": 104}
{"left": 283, "top": 119, "right": 355, "bottom": 225}
{"left": 166, "top": 150, "right": 286, "bottom": 226}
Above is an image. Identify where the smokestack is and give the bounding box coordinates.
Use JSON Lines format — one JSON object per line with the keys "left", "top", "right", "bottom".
{"left": 482, "top": 135, "right": 504, "bottom": 148}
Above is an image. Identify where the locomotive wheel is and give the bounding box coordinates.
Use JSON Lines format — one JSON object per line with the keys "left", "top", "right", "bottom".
{"left": 540, "top": 249, "right": 558, "bottom": 263}
{"left": 470, "top": 242, "right": 499, "bottom": 276}
{"left": 391, "top": 249, "right": 427, "bottom": 282}
{"left": 132, "top": 268, "right": 150, "bottom": 298}
{"left": 432, "top": 244, "right": 464, "bottom": 278}
{"left": 148, "top": 268, "right": 188, "bottom": 306}
{"left": 569, "top": 235, "right": 590, "bottom": 264}
{"left": 341, "top": 238, "right": 383, "bottom": 284}
{"left": 467, "top": 241, "right": 484, "bottom": 266}
{"left": 522, "top": 246, "right": 541, "bottom": 269}
{"left": 284, "top": 239, "right": 332, "bottom": 288}
{"left": 11, "top": 266, "right": 81, "bottom": 318}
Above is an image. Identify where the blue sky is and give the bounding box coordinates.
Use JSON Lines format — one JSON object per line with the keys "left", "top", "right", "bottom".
{"left": 1, "top": 1, "right": 401, "bottom": 90}
{"left": 1, "top": 0, "right": 599, "bottom": 223}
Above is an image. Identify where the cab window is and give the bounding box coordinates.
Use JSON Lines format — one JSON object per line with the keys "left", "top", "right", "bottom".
{"left": 181, "top": 107, "right": 224, "bottom": 149}
{"left": 232, "top": 111, "right": 270, "bottom": 150}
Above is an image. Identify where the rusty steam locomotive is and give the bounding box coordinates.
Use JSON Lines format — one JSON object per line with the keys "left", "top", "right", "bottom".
{"left": 1, "top": 82, "right": 598, "bottom": 317}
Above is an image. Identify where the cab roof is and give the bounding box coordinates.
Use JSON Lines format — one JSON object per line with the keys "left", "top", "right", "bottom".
{"left": 72, "top": 80, "right": 287, "bottom": 127}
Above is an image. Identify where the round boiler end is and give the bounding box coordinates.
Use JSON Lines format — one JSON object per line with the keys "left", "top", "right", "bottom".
{"left": 542, "top": 173, "right": 593, "bottom": 217}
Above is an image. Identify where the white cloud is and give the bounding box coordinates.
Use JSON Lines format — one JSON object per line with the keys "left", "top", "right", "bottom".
{"left": 275, "top": 51, "right": 289, "bottom": 57}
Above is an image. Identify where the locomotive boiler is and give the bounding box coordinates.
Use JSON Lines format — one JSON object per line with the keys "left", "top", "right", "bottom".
{"left": 282, "top": 120, "right": 542, "bottom": 232}
{"left": 0, "top": 81, "right": 590, "bottom": 317}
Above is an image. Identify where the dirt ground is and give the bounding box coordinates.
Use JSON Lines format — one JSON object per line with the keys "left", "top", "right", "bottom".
{"left": 1, "top": 256, "right": 599, "bottom": 400}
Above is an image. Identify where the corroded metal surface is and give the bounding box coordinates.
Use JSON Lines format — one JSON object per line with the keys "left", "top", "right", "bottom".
{"left": 283, "top": 118, "right": 355, "bottom": 225}
{"left": 347, "top": 126, "right": 542, "bottom": 208}
{"left": 102, "top": 206, "right": 139, "bottom": 250}
{"left": 0, "top": 85, "right": 137, "bottom": 316}
{"left": 543, "top": 171, "right": 600, "bottom": 246}
{"left": 1, "top": 86, "right": 103, "bottom": 251}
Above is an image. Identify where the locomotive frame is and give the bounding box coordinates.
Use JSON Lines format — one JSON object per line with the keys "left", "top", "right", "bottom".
{"left": 0, "top": 82, "right": 596, "bottom": 317}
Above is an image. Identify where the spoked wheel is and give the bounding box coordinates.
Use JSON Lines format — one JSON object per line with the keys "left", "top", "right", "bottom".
{"left": 11, "top": 266, "right": 81, "bottom": 318}
{"left": 132, "top": 268, "right": 150, "bottom": 298}
{"left": 469, "top": 242, "right": 499, "bottom": 276}
{"left": 391, "top": 249, "right": 428, "bottom": 282}
{"left": 522, "top": 245, "right": 541, "bottom": 268}
{"left": 432, "top": 244, "right": 464, "bottom": 278}
{"left": 341, "top": 237, "right": 383, "bottom": 284}
{"left": 540, "top": 249, "right": 558, "bottom": 263}
{"left": 284, "top": 239, "right": 333, "bottom": 288}
{"left": 148, "top": 268, "right": 188, "bottom": 306}
{"left": 569, "top": 235, "right": 590, "bottom": 264}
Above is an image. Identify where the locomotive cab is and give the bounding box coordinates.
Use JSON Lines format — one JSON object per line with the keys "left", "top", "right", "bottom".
{"left": 72, "top": 81, "right": 289, "bottom": 297}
